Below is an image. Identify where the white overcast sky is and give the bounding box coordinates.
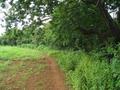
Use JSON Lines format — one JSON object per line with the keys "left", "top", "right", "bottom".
{"left": 0, "top": 8, "right": 6, "bottom": 36}
{"left": 0, "top": 0, "right": 11, "bottom": 36}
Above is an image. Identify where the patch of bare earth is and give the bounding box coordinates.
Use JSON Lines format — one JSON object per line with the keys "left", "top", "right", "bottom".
{"left": 1, "top": 56, "right": 68, "bottom": 90}
{"left": 0, "top": 59, "right": 43, "bottom": 90}
{"left": 26, "top": 56, "right": 68, "bottom": 90}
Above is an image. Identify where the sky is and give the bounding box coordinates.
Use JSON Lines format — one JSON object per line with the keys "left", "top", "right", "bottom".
{"left": 0, "top": 0, "right": 11, "bottom": 36}
{"left": 0, "top": 0, "right": 50, "bottom": 36}
{"left": 0, "top": 8, "right": 6, "bottom": 36}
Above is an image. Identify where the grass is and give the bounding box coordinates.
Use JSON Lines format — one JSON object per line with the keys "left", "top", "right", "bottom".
{"left": 0, "top": 60, "right": 44, "bottom": 89}
{"left": 0, "top": 45, "right": 120, "bottom": 90}
{"left": 0, "top": 45, "right": 56, "bottom": 73}
{"left": 0, "top": 46, "right": 43, "bottom": 60}
{"left": 0, "top": 45, "right": 46, "bottom": 89}
{"left": 51, "top": 51, "right": 120, "bottom": 90}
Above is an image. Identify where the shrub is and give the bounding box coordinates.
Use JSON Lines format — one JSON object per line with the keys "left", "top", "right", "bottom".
{"left": 19, "top": 44, "right": 37, "bottom": 49}
{"left": 53, "top": 50, "right": 120, "bottom": 90}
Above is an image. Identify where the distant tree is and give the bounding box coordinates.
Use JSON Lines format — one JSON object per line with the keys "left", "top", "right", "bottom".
{"left": 1, "top": 0, "right": 120, "bottom": 49}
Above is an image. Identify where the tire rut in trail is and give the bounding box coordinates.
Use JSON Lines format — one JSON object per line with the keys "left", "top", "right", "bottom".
{"left": 26, "top": 56, "right": 68, "bottom": 90}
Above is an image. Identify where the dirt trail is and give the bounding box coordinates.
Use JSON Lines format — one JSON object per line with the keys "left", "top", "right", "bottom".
{"left": 1, "top": 56, "right": 68, "bottom": 90}
{"left": 26, "top": 56, "right": 68, "bottom": 90}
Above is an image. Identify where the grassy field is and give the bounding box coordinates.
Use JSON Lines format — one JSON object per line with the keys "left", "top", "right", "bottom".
{"left": 0, "top": 46, "right": 43, "bottom": 60}
{"left": 0, "top": 45, "right": 120, "bottom": 90}
{"left": 0, "top": 46, "right": 45, "bottom": 89}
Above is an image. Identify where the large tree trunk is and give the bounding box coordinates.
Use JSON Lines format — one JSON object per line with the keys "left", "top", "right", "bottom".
{"left": 117, "top": 7, "right": 120, "bottom": 23}
{"left": 98, "top": 3, "right": 120, "bottom": 41}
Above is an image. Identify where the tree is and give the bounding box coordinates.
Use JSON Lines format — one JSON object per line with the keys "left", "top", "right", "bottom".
{"left": 82, "top": 0, "right": 120, "bottom": 40}
{"left": 45, "top": 0, "right": 109, "bottom": 50}
{"left": 1, "top": 0, "right": 120, "bottom": 49}
{"left": 1, "top": 0, "right": 59, "bottom": 29}
{"left": 117, "top": 7, "right": 120, "bottom": 23}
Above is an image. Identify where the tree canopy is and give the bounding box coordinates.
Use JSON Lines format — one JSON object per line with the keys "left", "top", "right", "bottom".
{"left": 0, "top": 0, "right": 120, "bottom": 50}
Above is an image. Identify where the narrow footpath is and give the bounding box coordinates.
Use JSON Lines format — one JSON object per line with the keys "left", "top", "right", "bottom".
{"left": 26, "top": 56, "right": 68, "bottom": 90}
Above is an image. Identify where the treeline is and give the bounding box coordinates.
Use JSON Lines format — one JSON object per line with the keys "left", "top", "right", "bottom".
{"left": 0, "top": 0, "right": 120, "bottom": 51}
{"left": 0, "top": 25, "right": 43, "bottom": 46}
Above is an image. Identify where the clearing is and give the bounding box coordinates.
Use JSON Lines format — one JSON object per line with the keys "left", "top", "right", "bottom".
{"left": 0, "top": 46, "right": 68, "bottom": 90}
{"left": 26, "top": 56, "right": 68, "bottom": 90}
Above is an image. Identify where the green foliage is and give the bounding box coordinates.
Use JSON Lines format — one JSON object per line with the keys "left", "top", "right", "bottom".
{"left": 45, "top": 0, "right": 110, "bottom": 50}
{"left": 0, "top": 0, "right": 120, "bottom": 89}
{"left": 1, "top": 0, "right": 59, "bottom": 30}
{"left": 90, "top": 42, "right": 120, "bottom": 64}
{"left": 0, "top": 44, "right": 120, "bottom": 90}
{"left": 0, "top": 25, "right": 44, "bottom": 46}
{"left": 19, "top": 44, "right": 37, "bottom": 49}
{"left": 52, "top": 49, "right": 120, "bottom": 90}
{"left": 41, "top": 23, "right": 57, "bottom": 46}
{"left": 1, "top": 0, "right": 119, "bottom": 50}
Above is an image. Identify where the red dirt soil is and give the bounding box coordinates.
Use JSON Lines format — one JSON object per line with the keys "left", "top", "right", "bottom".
{"left": 26, "top": 56, "right": 68, "bottom": 90}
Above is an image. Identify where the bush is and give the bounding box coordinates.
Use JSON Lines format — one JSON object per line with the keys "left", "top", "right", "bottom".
{"left": 19, "top": 44, "right": 37, "bottom": 49}
{"left": 53, "top": 50, "right": 120, "bottom": 90}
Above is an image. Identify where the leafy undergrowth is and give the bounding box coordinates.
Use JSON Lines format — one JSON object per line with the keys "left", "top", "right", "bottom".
{"left": 51, "top": 51, "right": 120, "bottom": 90}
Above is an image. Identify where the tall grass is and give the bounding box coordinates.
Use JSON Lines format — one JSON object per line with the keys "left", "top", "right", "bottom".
{"left": 0, "top": 45, "right": 120, "bottom": 90}
{"left": 19, "top": 44, "right": 57, "bottom": 55}
{"left": 52, "top": 51, "right": 120, "bottom": 90}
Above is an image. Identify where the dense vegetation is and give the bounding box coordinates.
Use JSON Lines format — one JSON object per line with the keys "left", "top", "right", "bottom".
{"left": 0, "top": 0, "right": 120, "bottom": 90}
{"left": 53, "top": 50, "right": 120, "bottom": 90}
